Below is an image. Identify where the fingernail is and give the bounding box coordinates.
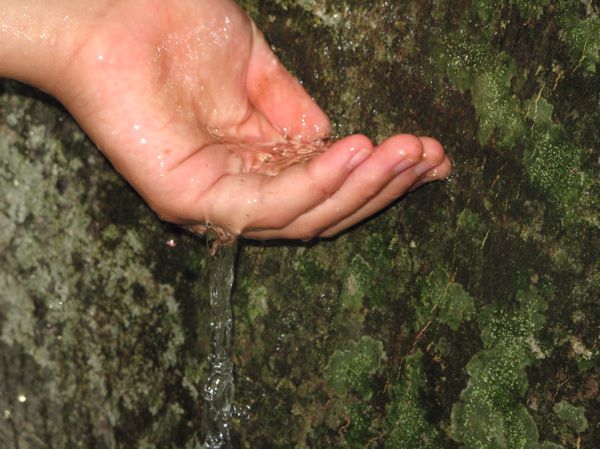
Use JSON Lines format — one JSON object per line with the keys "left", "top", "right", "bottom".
{"left": 347, "top": 148, "right": 371, "bottom": 170}
{"left": 425, "top": 168, "right": 439, "bottom": 178}
{"left": 393, "top": 159, "right": 418, "bottom": 174}
{"left": 414, "top": 162, "right": 435, "bottom": 177}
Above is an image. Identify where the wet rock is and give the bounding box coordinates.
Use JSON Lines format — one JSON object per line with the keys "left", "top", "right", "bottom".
{"left": 1, "top": 1, "right": 598, "bottom": 448}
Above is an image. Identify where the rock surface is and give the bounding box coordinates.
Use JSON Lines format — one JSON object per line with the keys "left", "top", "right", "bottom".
{"left": 0, "top": 1, "right": 598, "bottom": 448}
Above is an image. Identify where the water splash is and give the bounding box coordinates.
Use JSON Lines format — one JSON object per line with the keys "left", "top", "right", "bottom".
{"left": 203, "top": 242, "right": 238, "bottom": 449}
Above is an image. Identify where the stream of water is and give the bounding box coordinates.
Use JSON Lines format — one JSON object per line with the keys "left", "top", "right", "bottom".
{"left": 203, "top": 242, "right": 238, "bottom": 449}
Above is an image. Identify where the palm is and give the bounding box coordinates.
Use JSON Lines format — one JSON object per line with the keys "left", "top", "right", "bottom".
{"left": 60, "top": 0, "right": 451, "bottom": 244}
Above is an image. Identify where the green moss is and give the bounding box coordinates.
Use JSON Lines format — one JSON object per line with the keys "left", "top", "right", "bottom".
{"left": 574, "top": 346, "right": 599, "bottom": 373}
{"left": 523, "top": 129, "right": 590, "bottom": 214}
{"left": 415, "top": 269, "right": 476, "bottom": 331}
{"left": 561, "top": 17, "right": 600, "bottom": 75}
{"left": 325, "top": 335, "right": 385, "bottom": 400}
{"left": 431, "top": 0, "right": 596, "bottom": 221}
{"left": 472, "top": 0, "right": 496, "bottom": 22}
{"left": 450, "top": 288, "right": 547, "bottom": 448}
{"left": 384, "top": 352, "right": 442, "bottom": 449}
{"left": 246, "top": 284, "right": 269, "bottom": 322}
{"left": 553, "top": 401, "right": 589, "bottom": 434}
{"left": 540, "top": 443, "right": 565, "bottom": 449}
{"left": 474, "top": 0, "right": 549, "bottom": 21}
{"left": 471, "top": 56, "right": 526, "bottom": 147}
{"left": 342, "top": 401, "right": 379, "bottom": 449}
{"left": 511, "top": 0, "right": 550, "bottom": 20}
{"left": 342, "top": 232, "right": 414, "bottom": 316}
{"left": 436, "top": 30, "right": 492, "bottom": 90}
{"left": 341, "top": 254, "right": 369, "bottom": 311}
{"left": 524, "top": 97, "right": 555, "bottom": 130}
{"left": 480, "top": 288, "right": 548, "bottom": 350}
{"left": 433, "top": 28, "right": 527, "bottom": 148}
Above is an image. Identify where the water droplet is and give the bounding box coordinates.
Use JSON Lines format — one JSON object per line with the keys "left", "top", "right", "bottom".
{"left": 232, "top": 403, "right": 251, "bottom": 421}
{"left": 203, "top": 243, "right": 238, "bottom": 448}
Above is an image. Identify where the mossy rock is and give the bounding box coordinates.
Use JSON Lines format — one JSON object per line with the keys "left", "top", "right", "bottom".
{"left": 1, "top": 0, "right": 599, "bottom": 447}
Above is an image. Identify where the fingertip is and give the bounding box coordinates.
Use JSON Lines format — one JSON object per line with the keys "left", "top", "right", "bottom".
{"left": 434, "top": 155, "right": 453, "bottom": 180}
{"left": 328, "top": 134, "right": 374, "bottom": 158}
{"left": 309, "top": 134, "right": 374, "bottom": 176}
{"left": 376, "top": 134, "right": 424, "bottom": 162}
{"left": 343, "top": 134, "right": 373, "bottom": 152}
{"left": 418, "top": 136, "right": 446, "bottom": 165}
{"left": 408, "top": 155, "right": 453, "bottom": 192}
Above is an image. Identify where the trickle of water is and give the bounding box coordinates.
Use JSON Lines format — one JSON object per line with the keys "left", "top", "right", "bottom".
{"left": 203, "top": 242, "right": 238, "bottom": 449}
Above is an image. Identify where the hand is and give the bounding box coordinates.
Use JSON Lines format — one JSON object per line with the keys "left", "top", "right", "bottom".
{"left": 46, "top": 0, "right": 452, "bottom": 247}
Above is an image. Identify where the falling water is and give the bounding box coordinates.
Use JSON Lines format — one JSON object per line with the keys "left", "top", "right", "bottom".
{"left": 203, "top": 241, "right": 238, "bottom": 449}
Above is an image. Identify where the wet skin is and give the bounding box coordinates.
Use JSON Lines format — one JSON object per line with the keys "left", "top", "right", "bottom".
{"left": 1, "top": 0, "right": 451, "bottom": 245}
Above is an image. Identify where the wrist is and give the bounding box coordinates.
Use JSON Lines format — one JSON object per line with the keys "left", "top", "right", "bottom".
{"left": 0, "top": 0, "right": 108, "bottom": 96}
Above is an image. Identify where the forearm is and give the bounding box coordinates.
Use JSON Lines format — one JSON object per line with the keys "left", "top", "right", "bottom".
{"left": 0, "top": 0, "right": 105, "bottom": 95}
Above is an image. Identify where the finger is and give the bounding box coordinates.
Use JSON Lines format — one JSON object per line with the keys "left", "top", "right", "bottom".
{"left": 407, "top": 155, "right": 452, "bottom": 192}
{"left": 243, "top": 134, "right": 424, "bottom": 240}
{"left": 246, "top": 22, "right": 331, "bottom": 141}
{"left": 244, "top": 137, "right": 448, "bottom": 240}
{"left": 198, "top": 134, "right": 373, "bottom": 234}
{"left": 319, "top": 138, "right": 449, "bottom": 237}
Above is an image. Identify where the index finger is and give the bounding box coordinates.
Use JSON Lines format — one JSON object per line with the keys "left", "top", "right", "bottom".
{"left": 196, "top": 134, "right": 373, "bottom": 235}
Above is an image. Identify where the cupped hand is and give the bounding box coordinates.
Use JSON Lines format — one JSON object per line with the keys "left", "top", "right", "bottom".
{"left": 55, "top": 0, "right": 451, "bottom": 247}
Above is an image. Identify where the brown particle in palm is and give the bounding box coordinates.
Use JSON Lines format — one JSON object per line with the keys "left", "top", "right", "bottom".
{"left": 192, "top": 138, "right": 330, "bottom": 254}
